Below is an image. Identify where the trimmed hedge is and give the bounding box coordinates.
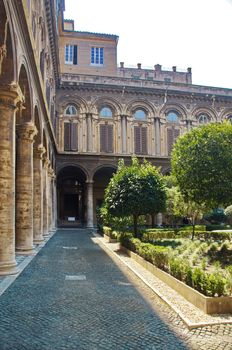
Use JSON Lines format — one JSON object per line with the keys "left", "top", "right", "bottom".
{"left": 141, "top": 229, "right": 232, "bottom": 242}
{"left": 120, "top": 234, "right": 230, "bottom": 297}
{"left": 206, "top": 224, "right": 232, "bottom": 231}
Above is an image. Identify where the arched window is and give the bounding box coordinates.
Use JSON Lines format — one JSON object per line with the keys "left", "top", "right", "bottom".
{"left": 198, "top": 113, "right": 210, "bottom": 124}
{"left": 166, "top": 111, "right": 179, "bottom": 123}
{"left": 134, "top": 109, "right": 147, "bottom": 120}
{"left": 65, "top": 105, "right": 78, "bottom": 116}
{"left": 227, "top": 115, "right": 232, "bottom": 124}
{"left": 100, "top": 107, "right": 113, "bottom": 118}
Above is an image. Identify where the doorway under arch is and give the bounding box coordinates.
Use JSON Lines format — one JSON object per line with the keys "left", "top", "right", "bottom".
{"left": 93, "top": 166, "right": 116, "bottom": 225}
{"left": 57, "top": 166, "right": 87, "bottom": 227}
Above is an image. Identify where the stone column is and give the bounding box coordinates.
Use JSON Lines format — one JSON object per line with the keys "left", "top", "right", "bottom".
{"left": 0, "top": 85, "right": 22, "bottom": 275}
{"left": 156, "top": 213, "right": 163, "bottom": 227}
{"left": 52, "top": 177, "right": 57, "bottom": 230}
{"left": 86, "top": 113, "right": 92, "bottom": 152}
{"left": 155, "top": 118, "right": 161, "bottom": 155}
{"left": 48, "top": 166, "right": 55, "bottom": 231}
{"left": 121, "top": 115, "right": 127, "bottom": 153}
{"left": 86, "top": 180, "right": 94, "bottom": 228}
{"left": 33, "top": 144, "right": 46, "bottom": 244}
{"left": 16, "top": 122, "right": 38, "bottom": 254}
{"left": 186, "top": 120, "right": 192, "bottom": 131}
{"left": 43, "top": 157, "right": 50, "bottom": 236}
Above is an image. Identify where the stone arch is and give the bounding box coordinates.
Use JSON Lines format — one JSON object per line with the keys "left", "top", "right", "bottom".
{"left": 17, "top": 63, "right": 33, "bottom": 123}
{"left": 192, "top": 106, "right": 217, "bottom": 123}
{"left": 126, "top": 99, "right": 156, "bottom": 119}
{"left": 92, "top": 97, "right": 122, "bottom": 116}
{"left": 0, "top": 0, "right": 17, "bottom": 84}
{"left": 57, "top": 162, "right": 89, "bottom": 180}
{"left": 92, "top": 165, "right": 117, "bottom": 225}
{"left": 219, "top": 108, "right": 232, "bottom": 122}
{"left": 161, "top": 103, "right": 187, "bottom": 121}
{"left": 58, "top": 96, "right": 89, "bottom": 115}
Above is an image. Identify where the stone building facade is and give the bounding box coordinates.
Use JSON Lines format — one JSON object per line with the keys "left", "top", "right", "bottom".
{"left": 1, "top": 0, "right": 232, "bottom": 275}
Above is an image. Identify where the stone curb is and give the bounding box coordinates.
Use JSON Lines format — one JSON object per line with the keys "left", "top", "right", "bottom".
{"left": 94, "top": 233, "right": 232, "bottom": 330}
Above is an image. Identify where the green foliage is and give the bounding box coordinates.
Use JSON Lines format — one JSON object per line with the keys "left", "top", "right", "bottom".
{"left": 204, "top": 208, "right": 227, "bottom": 224}
{"left": 206, "top": 224, "right": 232, "bottom": 231}
{"left": 171, "top": 122, "right": 232, "bottom": 208}
{"left": 104, "top": 158, "right": 167, "bottom": 236}
{"left": 224, "top": 205, "right": 232, "bottom": 225}
{"left": 165, "top": 185, "right": 206, "bottom": 239}
{"left": 120, "top": 235, "right": 229, "bottom": 296}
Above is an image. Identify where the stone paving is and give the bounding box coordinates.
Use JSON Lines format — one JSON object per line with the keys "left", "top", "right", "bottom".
{"left": 0, "top": 229, "right": 231, "bottom": 350}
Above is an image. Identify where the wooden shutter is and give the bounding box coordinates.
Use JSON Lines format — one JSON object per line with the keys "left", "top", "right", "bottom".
{"left": 100, "top": 124, "right": 107, "bottom": 152}
{"left": 70, "top": 123, "right": 78, "bottom": 151}
{"left": 141, "top": 127, "right": 147, "bottom": 154}
{"left": 134, "top": 126, "right": 141, "bottom": 154}
{"left": 73, "top": 45, "right": 78, "bottom": 65}
{"left": 107, "top": 125, "right": 113, "bottom": 153}
{"left": 100, "top": 124, "right": 113, "bottom": 153}
{"left": 174, "top": 129, "right": 180, "bottom": 141}
{"left": 64, "top": 123, "right": 71, "bottom": 151}
{"left": 167, "top": 128, "right": 180, "bottom": 155}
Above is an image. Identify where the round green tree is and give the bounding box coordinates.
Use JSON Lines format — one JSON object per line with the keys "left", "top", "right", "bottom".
{"left": 171, "top": 122, "right": 232, "bottom": 208}
{"left": 104, "top": 158, "right": 166, "bottom": 237}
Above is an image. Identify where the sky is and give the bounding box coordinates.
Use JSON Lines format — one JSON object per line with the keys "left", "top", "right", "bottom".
{"left": 64, "top": 0, "right": 232, "bottom": 89}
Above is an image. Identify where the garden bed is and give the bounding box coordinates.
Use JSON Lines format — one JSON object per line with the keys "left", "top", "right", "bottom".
{"left": 121, "top": 246, "right": 232, "bottom": 314}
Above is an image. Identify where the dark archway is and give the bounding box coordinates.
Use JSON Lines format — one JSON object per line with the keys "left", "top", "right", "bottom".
{"left": 93, "top": 166, "right": 116, "bottom": 225}
{"left": 57, "top": 166, "right": 87, "bottom": 227}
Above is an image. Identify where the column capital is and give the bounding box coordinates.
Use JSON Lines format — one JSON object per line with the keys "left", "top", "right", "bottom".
{"left": 17, "top": 122, "right": 38, "bottom": 143}
{"left": 48, "top": 165, "right": 55, "bottom": 179}
{"left": 0, "top": 83, "right": 24, "bottom": 109}
{"left": 43, "top": 156, "right": 50, "bottom": 169}
{"left": 34, "top": 144, "right": 46, "bottom": 159}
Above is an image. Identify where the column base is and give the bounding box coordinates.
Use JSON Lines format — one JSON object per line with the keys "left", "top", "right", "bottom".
{"left": 16, "top": 246, "right": 35, "bottom": 256}
{"left": 33, "top": 237, "right": 44, "bottom": 245}
{"left": 0, "top": 261, "right": 18, "bottom": 276}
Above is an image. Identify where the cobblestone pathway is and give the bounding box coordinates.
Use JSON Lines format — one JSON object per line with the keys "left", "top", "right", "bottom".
{"left": 0, "top": 230, "right": 231, "bottom": 350}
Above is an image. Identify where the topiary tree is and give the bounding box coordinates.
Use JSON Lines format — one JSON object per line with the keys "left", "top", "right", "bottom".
{"left": 171, "top": 122, "right": 232, "bottom": 209}
{"left": 104, "top": 158, "right": 167, "bottom": 237}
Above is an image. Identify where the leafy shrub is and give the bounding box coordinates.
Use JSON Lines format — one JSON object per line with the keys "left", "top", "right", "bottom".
{"left": 141, "top": 230, "right": 176, "bottom": 241}
{"left": 206, "top": 224, "right": 232, "bottom": 231}
{"left": 179, "top": 225, "right": 206, "bottom": 231}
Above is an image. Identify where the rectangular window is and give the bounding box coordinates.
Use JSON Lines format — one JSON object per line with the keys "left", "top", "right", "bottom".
{"left": 100, "top": 124, "right": 113, "bottom": 153}
{"left": 65, "top": 45, "right": 77, "bottom": 65}
{"left": 91, "top": 47, "right": 104, "bottom": 65}
{"left": 134, "top": 126, "right": 148, "bottom": 155}
{"left": 167, "top": 128, "right": 180, "bottom": 155}
{"left": 64, "top": 123, "right": 78, "bottom": 151}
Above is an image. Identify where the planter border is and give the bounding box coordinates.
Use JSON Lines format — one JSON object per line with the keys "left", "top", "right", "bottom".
{"left": 121, "top": 246, "right": 232, "bottom": 314}
{"left": 103, "top": 234, "right": 117, "bottom": 243}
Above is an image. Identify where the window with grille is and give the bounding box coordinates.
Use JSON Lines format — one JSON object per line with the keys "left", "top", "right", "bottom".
{"left": 100, "top": 124, "right": 113, "bottom": 153}
{"left": 134, "top": 109, "right": 147, "bottom": 120}
{"left": 166, "top": 111, "right": 179, "bottom": 123}
{"left": 134, "top": 126, "right": 147, "bottom": 154}
{"left": 198, "top": 113, "right": 210, "bottom": 124}
{"left": 167, "top": 128, "right": 180, "bottom": 155}
{"left": 100, "top": 107, "right": 113, "bottom": 118}
{"left": 91, "top": 47, "right": 104, "bottom": 65}
{"left": 65, "top": 45, "right": 78, "bottom": 64}
{"left": 64, "top": 123, "right": 78, "bottom": 151}
{"left": 65, "top": 105, "right": 78, "bottom": 116}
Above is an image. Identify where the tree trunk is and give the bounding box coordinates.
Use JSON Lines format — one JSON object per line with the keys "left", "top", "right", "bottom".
{"left": 191, "top": 218, "right": 195, "bottom": 240}
{"left": 151, "top": 214, "right": 155, "bottom": 228}
{"left": 133, "top": 214, "right": 138, "bottom": 238}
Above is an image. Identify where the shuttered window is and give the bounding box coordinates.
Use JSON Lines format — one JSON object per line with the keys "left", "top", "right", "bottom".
{"left": 64, "top": 123, "right": 78, "bottom": 151}
{"left": 100, "top": 124, "right": 113, "bottom": 153}
{"left": 167, "top": 128, "right": 180, "bottom": 155}
{"left": 134, "top": 126, "right": 147, "bottom": 154}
